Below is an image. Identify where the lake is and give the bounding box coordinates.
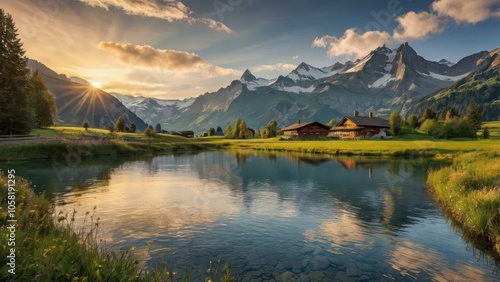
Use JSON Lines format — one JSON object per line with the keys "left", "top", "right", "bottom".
{"left": 7, "top": 151, "right": 500, "bottom": 281}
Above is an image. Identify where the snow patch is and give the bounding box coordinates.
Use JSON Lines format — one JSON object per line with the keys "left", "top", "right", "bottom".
{"left": 368, "top": 74, "right": 396, "bottom": 88}
{"left": 274, "top": 85, "right": 316, "bottom": 93}
{"left": 418, "top": 71, "right": 470, "bottom": 81}
{"left": 243, "top": 78, "right": 271, "bottom": 91}
{"left": 287, "top": 65, "right": 337, "bottom": 81}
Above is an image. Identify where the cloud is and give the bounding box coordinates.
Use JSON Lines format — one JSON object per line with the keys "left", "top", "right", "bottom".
{"left": 252, "top": 63, "right": 297, "bottom": 73}
{"left": 312, "top": 28, "right": 391, "bottom": 59}
{"left": 393, "top": 11, "right": 445, "bottom": 41}
{"left": 99, "top": 42, "right": 236, "bottom": 76}
{"left": 77, "top": 0, "right": 232, "bottom": 33}
{"left": 432, "top": 0, "right": 500, "bottom": 24}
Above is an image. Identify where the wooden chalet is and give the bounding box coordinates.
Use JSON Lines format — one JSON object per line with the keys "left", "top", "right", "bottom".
{"left": 171, "top": 131, "right": 194, "bottom": 138}
{"left": 281, "top": 120, "right": 330, "bottom": 139}
{"left": 245, "top": 128, "right": 255, "bottom": 138}
{"left": 329, "top": 112, "right": 389, "bottom": 139}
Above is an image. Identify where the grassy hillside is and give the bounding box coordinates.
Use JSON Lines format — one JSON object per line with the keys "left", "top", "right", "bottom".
{"left": 407, "top": 63, "right": 500, "bottom": 120}
{"left": 427, "top": 152, "right": 500, "bottom": 254}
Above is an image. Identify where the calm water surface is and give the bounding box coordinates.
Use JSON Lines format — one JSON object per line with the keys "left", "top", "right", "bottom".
{"left": 8, "top": 152, "right": 500, "bottom": 281}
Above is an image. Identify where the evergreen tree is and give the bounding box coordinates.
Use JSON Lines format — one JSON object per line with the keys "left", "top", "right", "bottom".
{"left": 155, "top": 123, "right": 162, "bottom": 133}
{"left": 130, "top": 123, "right": 136, "bottom": 133}
{"left": 463, "top": 100, "right": 482, "bottom": 130}
{"left": 239, "top": 121, "right": 247, "bottom": 139}
{"left": 82, "top": 121, "right": 89, "bottom": 131}
{"left": 420, "top": 107, "right": 436, "bottom": 123}
{"left": 215, "top": 126, "right": 223, "bottom": 136}
{"left": 224, "top": 124, "right": 233, "bottom": 138}
{"left": 208, "top": 127, "right": 215, "bottom": 136}
{"left": 407, "top": 114, "right": 419, "bottom": 128}
{"left": 483, "top": 127, "right": 490, "bottom": 139}
{"left": 389, "top": 110, "right": 402, "bottom": 136}
{"left": 115, "top": 116, "right": 125, "bottom": 132}
{"left": 0, "top": 9, "right": 32, "bottom": 134}
{"left": 445, "top": 108, "right": 458, "bottom": 121}
{"left": 29, "top": 70, "right": 57, "bottom": 128}
{"left": 233, "top": 118, "right": 242, "bottom": 139}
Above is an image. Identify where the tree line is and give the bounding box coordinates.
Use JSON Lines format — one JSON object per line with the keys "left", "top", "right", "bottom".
{"left": 0, "top": 9, "right": 57, "bottom": 135}
{"left": 388, "top": 100, "right": 485, "bottom": 139}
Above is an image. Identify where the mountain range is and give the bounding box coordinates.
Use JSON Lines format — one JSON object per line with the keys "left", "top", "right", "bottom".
{"left": 112, "top": 43, "right": 499, "bottom": 133}
{"left": 30, "top": 43, "right": 499, "bottom": 134}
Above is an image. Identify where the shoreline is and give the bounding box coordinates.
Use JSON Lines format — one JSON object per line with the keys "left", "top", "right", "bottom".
{"left": 1, "top": 137, "right": 499, "bottom": 265}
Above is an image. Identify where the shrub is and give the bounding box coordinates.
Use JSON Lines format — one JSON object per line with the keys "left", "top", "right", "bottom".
{"left": 483, "top": 127, "right": 490, "bottom": 139}
{"left": 82, "top": 121, "right": 90, "bottom": 131}
{"left": 144, "top": 127, "right": 155, "bottom": 137}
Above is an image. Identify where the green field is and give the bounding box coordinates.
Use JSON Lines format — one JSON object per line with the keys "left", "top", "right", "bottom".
{"left": 0, "top": 122, "right": 495, "bottom": 161}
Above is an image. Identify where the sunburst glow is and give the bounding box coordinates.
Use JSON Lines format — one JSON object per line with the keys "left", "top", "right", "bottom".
{"left": 91, "top": 81, "right": 102, "bottom": 88}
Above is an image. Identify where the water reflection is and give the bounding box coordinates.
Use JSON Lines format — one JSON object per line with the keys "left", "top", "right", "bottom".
{"left": 5, "top": 152, "right": 500, "bottom": 281}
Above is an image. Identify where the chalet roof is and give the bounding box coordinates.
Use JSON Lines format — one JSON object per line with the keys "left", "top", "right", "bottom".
{"left": 334, "top": 116, "right": 389, "bottom": 128}
{"left": 281, "top": 121, "right": 330, "bottom": 131}
{"left": 172, "top": 131, "right": 194, "bottom": 135}
{"left": 246, "top": 128, "right": 255, "bottom": 134}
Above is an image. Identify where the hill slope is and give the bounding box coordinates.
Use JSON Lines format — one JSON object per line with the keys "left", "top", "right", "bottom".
{"left": 406, "top": 49, "right": 500, "bottom": 120}
{"left": 28, "top": 60, "right": 147, "bottom": 131}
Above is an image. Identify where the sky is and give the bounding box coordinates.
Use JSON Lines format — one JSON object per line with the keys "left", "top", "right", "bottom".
{"left": 3, "top": 0, "right": 500, "bottom": 99}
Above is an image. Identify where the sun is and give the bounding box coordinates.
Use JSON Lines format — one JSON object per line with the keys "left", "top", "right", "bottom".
{"left": 91, "top": 81, "right": 102, "bottom": 88}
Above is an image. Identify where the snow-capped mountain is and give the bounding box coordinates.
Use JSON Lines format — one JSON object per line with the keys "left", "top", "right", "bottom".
{"left": 111, "top": 93, "right": 194, "bottom": 128}
{"left": 112, "top": 43, "right": 498, "bottom": 134}
{"left": 240, "top": 69, "right": 272, "bottom": 91}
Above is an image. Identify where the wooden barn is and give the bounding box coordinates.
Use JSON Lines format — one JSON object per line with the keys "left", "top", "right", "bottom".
{"left": 245, "top": 128, "right": 255, "bottom": 138}
{"left": 281, "top": 120, "right": 330, "bottom": 139}
{"left": 171, "top": 131, "right": 194, "bottom": 138}
{"left": 329, "top": 112, "right": 390, "bottom": 139}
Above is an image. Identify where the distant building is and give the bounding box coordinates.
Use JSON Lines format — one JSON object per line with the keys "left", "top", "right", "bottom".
{"left": 281, "top": 120, "right": 330, "bottom": 139}
{"left": 245, "top": 128, "right": 255, "bottom": 138}
{"left": 329, "top": 111, "right": 389, "bottom": 139}
{"left": 171, "top": 131, "right": 194, "bottom": 138}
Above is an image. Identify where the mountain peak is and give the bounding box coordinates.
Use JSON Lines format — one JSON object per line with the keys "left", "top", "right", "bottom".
{"left": 240, "top": 69, "right": 257, "bottom": 81}
{"left": 297, "top": 62, "right": 310, "bottom": 69}
{"left": 374, "top": 44, "right": 392, "bottom": 54}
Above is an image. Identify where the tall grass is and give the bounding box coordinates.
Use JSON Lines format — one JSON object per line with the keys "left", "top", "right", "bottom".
{"left": 0, "top": 174, "right": 233, "bottom": 281}
{"left": 427, "top": 152, "right": 500, "bottom": 253}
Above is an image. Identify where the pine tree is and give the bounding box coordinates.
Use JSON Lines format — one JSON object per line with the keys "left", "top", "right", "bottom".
{"left": 224, "top": 124, "right": 232, "bottom": 138}
{"left": 233, "top": 118, "right": 241, "bottom": 139}
{"left": 463, "top": 100, "right": 482, "bottom": 130}
{"left": 445, "top": 108, "right": 458, "bottom": 121}
{"left": 407, "top": 114, "right": 419, "bottom": 128}
{"left": 208, "top": 128, "right": 215, "bottom": 136}
{"left": 389, "top": 110, "right": 402, "bottom": 136}
{"left": 29, "top": 70, "right": 57, "bottom": 128}
{"left": 420, "top": 107, "right": 436, "bottom": 123}
{"left": 155, "top": 123, "right": 162, "bottom": 133}
{"left": 0, "top": 9, "right": 32, "bottom": 134}
{"left": 130, "top": 123, "right": 136, "bottom": 133}
{"left": 115, "top": 116, "right": 125, "bottom": 132}
{"left": 239, "top": 121, "right": 247, "bottom": 139}
{"left": 82, "top": 121, "right": 90, "bottom": 131}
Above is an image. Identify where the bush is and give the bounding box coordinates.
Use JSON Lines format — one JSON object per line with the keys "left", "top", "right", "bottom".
{"left": 82, "top": 121, "right": 90, "bottom": 131}
{"left": 144, "top": 127, "right": 155, "bottom": 137}
{"left": 483, "top": 127, "right": 490, "bottom": 139}
{"left": 420, "top": 119, "right": 476, "bottom": 139}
